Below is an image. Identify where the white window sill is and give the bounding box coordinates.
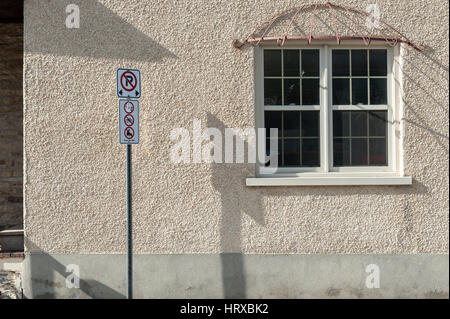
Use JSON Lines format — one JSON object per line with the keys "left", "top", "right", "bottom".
{"left": 246, "top": 174, "right": 412, "bottom": 186}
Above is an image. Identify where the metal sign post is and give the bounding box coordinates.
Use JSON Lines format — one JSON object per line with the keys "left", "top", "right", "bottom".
{"left": 117, "top": 69, "right": 141, "bottom": 299}
{"left": 126, "top": 143, "right": 132, "bottom": 299}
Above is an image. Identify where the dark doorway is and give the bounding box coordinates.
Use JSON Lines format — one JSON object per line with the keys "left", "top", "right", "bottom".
{"left": 0, "top": 0, "right": 23, "bottom": 252}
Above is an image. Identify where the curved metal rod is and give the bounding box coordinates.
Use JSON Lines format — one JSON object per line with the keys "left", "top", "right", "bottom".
{"left": 233, "top": 1, "right": 425, "bottom": 51}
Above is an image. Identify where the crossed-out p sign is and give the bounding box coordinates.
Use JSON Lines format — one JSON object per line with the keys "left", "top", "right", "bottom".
{"left": 117, "top": 68, "right": 141, "bottom": 98}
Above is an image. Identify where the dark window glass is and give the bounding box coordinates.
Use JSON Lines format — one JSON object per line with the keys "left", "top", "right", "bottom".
{"left": 283, "top": 50, "right": 299, "bottom": 76}
{"left": 351, "top": 138, "right": 368, "bottom": 165}
{"left": 302, "top": 139, "right": 320, "bottom": 166}
{"left": 352, "top": 78, "right": 368, "bottom": 105}
{"left": 369, "top": 111, "right": 387, "bottom": 136}
{"left": 370, "top": 50, "right": 387, "bottom": 76}
{"left": 369, "top": 138, "right": 387, "bottom": 165}
{"left": 332, "top": 50, "right": 349, "bottom": 76}
{"left": 333, "top": 138, "right": 350, "bottom": 166}
{"left": 302, "top": 79, "right": 320, "bottom": 105}
{"left": 264, "top": 50, "right": 281, "bottom": 76}
{"left": 284, "top": 79, "right": 300, "bottom": 105}
{"left": 302, "top": 50, "right": 320, "bottom": 76}
{"left": 333, "top": 111, "right": 388, "bottom": 167}
{"left": 350, "top": 111, "right": 368, "bottom": 136}
{"left": 265, "top": 139, "right": 282, "bottom": 167}
{"left": 264, "top": 79, "right": 282, "bottom": 105}
{"left": 351, "top": 50, "right": 368, "bottom": 76}
{"left": 264, "top": 111, "right": 282, "bottom": 138}
{"left": 370, "top": 78, "right": 387, "bottom": 105}
{"left": 333, "top": 111, "right": 350, "bottom": 137}
{"left": 283, "top": 111, "right": 300, "bottom": 137}
{"left": 284, "top": 139, "right": 301, "bottom": 166}
{"left": 302, "top": 111, "right": 319, "bottom": 137}
{"left": 332, "top": 79, "right": 350, "bottom": 105}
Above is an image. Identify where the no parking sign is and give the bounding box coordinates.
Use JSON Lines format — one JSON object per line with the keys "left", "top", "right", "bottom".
{"left": 117, "top": 68, "right": 141, "bottom": 98}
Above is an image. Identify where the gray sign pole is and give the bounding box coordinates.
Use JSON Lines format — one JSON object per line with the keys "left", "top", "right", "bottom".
{"left": 127, "top": 144, "right": 133, "bottom": 299}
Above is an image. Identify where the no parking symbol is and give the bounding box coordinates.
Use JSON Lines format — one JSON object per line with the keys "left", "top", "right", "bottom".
{"left": 117, "top": 68, "right": 141, "bottom": 98}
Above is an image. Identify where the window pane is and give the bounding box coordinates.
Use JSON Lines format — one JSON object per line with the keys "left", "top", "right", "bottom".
{"left": 369, "top": 138, "right": 387, "bottom": 165}
{"left": 264, "top": 79, "right": 282, "bottom": 105}
{"left": 283, "top": 50, "right": 299, "bottom": 76}
{"left": 333, "top": 111, "right": 350, "bottom": 137}
{"left": 370, "top": 50, "right": 387, "bottom": 76}
{"left": 302, "top": 139, "right": 320, "bottom": 167}
{"left": 283, "top": 111, "right": 300, "bottom": 137}
{"left": 302, "top": 79, "right": 320, "bottom": 105}
{"left": 333, "top": 79, "right": 350, "bottom": 105}
{"left": 351, "top": 138, "right": 368, "bottom": 165}
{"left": 264, "top": 50, "right": 281, "bottom": 76}
{"left": 352, "top": 78, "right": 368, "bottom": 105}
{"left": 370, "top": 78, "right": 387, "bottom": 104}
{"left": 351, "top": 111, "right": 368, "bottom": 136}
{"left": 264, "top": 111, "right": 282, "bottom": 138}
{"left": 302, "top": 50, "right": 319, "bottom": 76}
{"left": 332, "top": 50, "right": 349, "bottom": 76}
{"left": 369, "top": 111, "right": 387, "bottom": 136}
{"left": 284, "top": 139, "right": 301, "bottom": 166}
{"left": 284, "top": 79, "right": 300, "bottom": 105}
{"left": 265, "top": 139, "right": 282, "bottom": 167}
{"left": 333, "top": 138, "right": 350, "bottom": 166}
{"left": 302, "top": 111, "right": 319, "bottom": 137}
{"left": 351, "top": 50, "right": 368, "bottom": 76}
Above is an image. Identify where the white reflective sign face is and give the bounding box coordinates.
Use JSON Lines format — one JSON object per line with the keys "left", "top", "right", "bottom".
{"left": 117, "top": 68, "right": 141, "bottom": 98}
{"left": 119, "top": 99, "right": 139, "bottom": 144}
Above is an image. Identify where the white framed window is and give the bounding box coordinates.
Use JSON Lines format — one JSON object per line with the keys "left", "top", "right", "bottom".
{"left": 249, "top": 43, "right": 412, "bottom": 186}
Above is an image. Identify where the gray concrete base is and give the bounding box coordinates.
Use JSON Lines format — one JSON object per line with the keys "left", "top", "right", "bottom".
{"left": 23, "top": 253, "right": 448, "bottom": 299}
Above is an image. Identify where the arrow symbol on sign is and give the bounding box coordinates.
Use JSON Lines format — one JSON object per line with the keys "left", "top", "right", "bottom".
{"left": 119, "top": 89, "right": 123, "bottom": 96}
{"left": 135, "top": 90, "right": 139, "bottom": 96}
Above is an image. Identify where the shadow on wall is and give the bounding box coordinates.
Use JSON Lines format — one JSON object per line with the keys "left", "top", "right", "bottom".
{"left": 24, "top": 238, "right": 124, "bottom": 299}
{"left": 25, "top": 0, "right": 176, "bottom": 61}
{"left": 207, "top": 113, "right": 264, "bottom": 299}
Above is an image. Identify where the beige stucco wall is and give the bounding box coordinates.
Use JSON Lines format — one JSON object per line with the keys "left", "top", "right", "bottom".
{"left": 23, "top": 0, "right": 448, "bottom": 255}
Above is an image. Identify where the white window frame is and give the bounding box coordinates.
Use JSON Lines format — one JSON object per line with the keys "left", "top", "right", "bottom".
{"left": 249, "top": 42, "right": 411, "bottom": 186}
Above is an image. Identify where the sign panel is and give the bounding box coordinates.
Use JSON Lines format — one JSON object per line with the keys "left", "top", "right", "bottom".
{"left": 117, "top": 68, "right": 141, "bottom": 98}
{"left": 119, "top": 99, "right": 139, "bottom": 144}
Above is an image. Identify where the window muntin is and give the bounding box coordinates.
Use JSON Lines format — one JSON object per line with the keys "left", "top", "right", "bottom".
{"left": 259, "top": 46, "right": 394, "bottom": 175}
{"left": 333, "top": 111, "right": 387, "bottom": 166}
{"left": 263, "top": 49, "right": 320, "bottom": 106}
{"left": 263, "top": 49, "right": 321, "bottom": 168}
{"left": 265, "top": 111, "right": 320, "bottom": 167}
{"left": 331, "top": 49, "right": 388, "bottom": 106}
{"left": 331, "top": 49, "right": 389, "bottom": 168}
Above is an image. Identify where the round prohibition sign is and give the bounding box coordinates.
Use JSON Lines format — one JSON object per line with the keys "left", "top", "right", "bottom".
{"left": 124, "top": 114, "right": 135, "bottom": 126}
{"left": 124, "top": 101, "right": 134, "bottom": 113}
{"left": 124, "top": 127, "right": 135, "bottom": 139}
{"left": 120, "top": 71, "right": 138, "bottom": 92}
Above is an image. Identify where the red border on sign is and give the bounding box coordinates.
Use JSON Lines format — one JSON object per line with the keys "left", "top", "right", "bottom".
{"left": 124, "top": 127, "right": 135, "bottom": 139}
{"left": 124, "top": 101, "right": 134, "bottom": 114}
{"left": 120, "top": 71, "right": 138, "bottom": 92}
{"left": 124, "top": 114, "right": 135, "bottom": 126}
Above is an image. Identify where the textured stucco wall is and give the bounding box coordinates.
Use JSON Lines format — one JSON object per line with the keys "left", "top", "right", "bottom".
{"left": 23, "top": 0, "right": 448, "bottom": 256}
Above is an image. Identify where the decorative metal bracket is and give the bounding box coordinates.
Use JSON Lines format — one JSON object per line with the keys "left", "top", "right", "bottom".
{"left": 233, "top": 2, "right": 425, "bottom": 51}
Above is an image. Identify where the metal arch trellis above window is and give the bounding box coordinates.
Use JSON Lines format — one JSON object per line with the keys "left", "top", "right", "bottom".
{"left": 232, "top": 2, "right": 425, "bottom": 51}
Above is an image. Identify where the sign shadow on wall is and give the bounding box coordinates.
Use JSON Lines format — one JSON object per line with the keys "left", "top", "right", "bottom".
{"left": 207, "top": 112, "right": 265, "bottom": 299}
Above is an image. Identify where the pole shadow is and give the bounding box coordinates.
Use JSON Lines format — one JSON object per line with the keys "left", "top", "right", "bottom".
{"left": 207, "top": 112, "right": 264, "bottom": 299}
